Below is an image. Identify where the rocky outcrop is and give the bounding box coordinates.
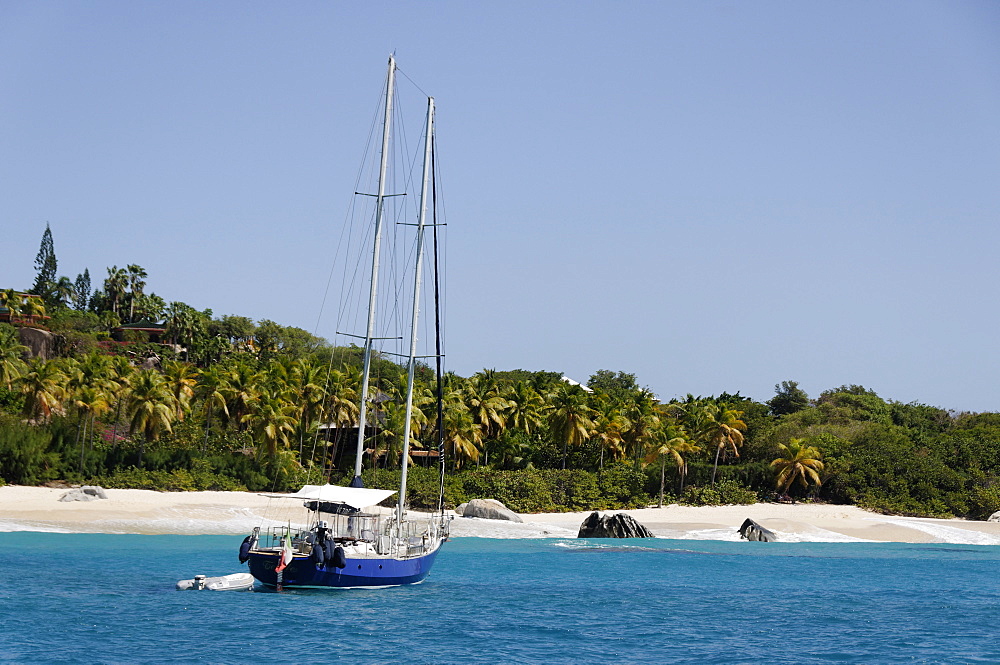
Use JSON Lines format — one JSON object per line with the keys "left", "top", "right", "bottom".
{"left": 577, "top": 512, "right": 653, "bottom": 538}
{"left": 19, "top": 327, "right": 56, "bottom": 360}
{"left": 59, "top": 486, "right": 109, "bottom": 502}
{"left": 989, "top": 511, "right": 1000, "bottom": 523}
{"left": 461, "top": 498, "right": 523, "bottom": 522}
{"left": 738, "top": 518, "right": 777, "bottom": 542}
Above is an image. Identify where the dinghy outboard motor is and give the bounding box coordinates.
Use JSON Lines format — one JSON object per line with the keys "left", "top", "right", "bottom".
{"left": 238, "top": 534, "right": 257, "bottom": 563}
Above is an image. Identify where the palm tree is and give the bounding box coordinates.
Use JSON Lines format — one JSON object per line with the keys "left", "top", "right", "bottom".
{"left": 548, "top": 382, "right": 594, "bottom": 470}
{"left": 165, "top": 302, "right": 207, "bottom": 361}
{"left": 644, "top": 423, "right": 699, "bottom": 506}
{"left": 374, "top": 397, "right": 411, "bottom": 469}
{"left": 441, "top": 393, "right": 482, "bottom": 469}
{"left": 222, "top": 361, "right": 260, "bottom": 430}
{"left": 162, "top": 359, "right": 198, "bottom": 421}
{"left": 72, "top": 384, "right": 110, "bottom": 474}
{"left": 0, "top": 289, "right": 23, "bottom": 322}
{"left": 290, "top": 359, "right": 327, "bottom": 461}
{"left": 106, "top": 355, "right": 134, "bottom": 446}
{"left": 62, "top": 354, "right": 113, "bottom": 470}
{"left": 771, "top": 438, "right": 824, "bottom": 496}
{"left": 195, "top": 364, "right": 230, "bottom": 451}
{"left": 504, "top": 381, "right": 548, "bottom": 435}
{"left": 132, "top": 292, "right": 166, "bottom": 323}
{"left": 591, "top": 398, "right": 630, "bottom": 468}
{"left": 323, "top": 367, "right": 360, "bottom": 477}
{"left": 18, "top": 359, "right": 66, "bottom": 422}
{"left": 126, "top": 369, "right": 176, "bottom": 466}
{"left": 621, "top": 390, "right": 661, "bottom": 468}
{"left": 701, "top": 403, "right": 748, "bottom": 485}
{"left": 0, "top": 324, "right": 28, "bottom": 389}
{"left": 243, "top": 386, "right": 297, "bottom": 460}
{"left": 105, "top": 266, "right": 128, "bottom": 316}
{"left": 126, "top": 264, "right": 147, "bottom": 322}
{"left": 54, "top": 276, "right": 76, "bottom": 309}
{"left": 463, "top": 375, "right": 511, "bottom": 446}
{"left": 21, "top": 297, "right": 46, "bottom": 325}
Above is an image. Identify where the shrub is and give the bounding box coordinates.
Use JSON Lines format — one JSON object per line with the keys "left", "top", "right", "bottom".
{"left": 89, "top": 465, "right": 247, "bottom": 492}
{"left": 967, "top": 483, "right": 1000, "bottom": 520}
{"left": 0, "top": 420, "right": 60, "bottom": 485}
{"left": 680, "top": 480, "right": 758, "bottom": 506}
{"left": 363, "top": 467, "right": 464, "bottom": 510}
{"left": 598, "top": 464, "right": 652, "bottom": 508}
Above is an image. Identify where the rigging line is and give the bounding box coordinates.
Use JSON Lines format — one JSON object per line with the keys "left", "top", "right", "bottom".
{"left": 312, "top": 78, "right": 393, "bottom": 485}
{"left": 395, "top": 66, "right": 431, "bottom": 100}
{"left": 333, "top": 83, "right": 387, "bottom": 337}
{"left": 430, "top": 130, "right": 447, "bottom": 511}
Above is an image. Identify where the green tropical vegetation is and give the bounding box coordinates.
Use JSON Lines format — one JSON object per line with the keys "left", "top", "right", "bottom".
{"left": 3, "top": 226, "right": 1000, "bottom": 519}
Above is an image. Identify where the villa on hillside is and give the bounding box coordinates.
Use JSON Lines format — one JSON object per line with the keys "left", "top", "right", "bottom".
{"left": 110, "top": 319, "right": 168, "bottom": 343}
{"left": 0, "top": 291, "right": 49, "bottom": 327}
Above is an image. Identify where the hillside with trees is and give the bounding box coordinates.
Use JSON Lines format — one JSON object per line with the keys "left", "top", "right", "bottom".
{"left": 3, "top": 226, "right": 1000, "bottom": 519}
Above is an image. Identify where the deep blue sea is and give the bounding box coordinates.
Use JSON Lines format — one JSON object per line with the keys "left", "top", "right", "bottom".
{"left": 1, "top": 533, "right": 998, "bottom": 664}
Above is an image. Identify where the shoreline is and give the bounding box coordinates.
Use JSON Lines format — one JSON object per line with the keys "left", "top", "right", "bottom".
{"left": 2, "top": 485, "right": 1000, "bottom": 544}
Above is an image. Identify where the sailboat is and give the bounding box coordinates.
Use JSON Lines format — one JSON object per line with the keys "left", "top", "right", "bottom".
{"left": 240, "top": 55, "right": 451, "bottom": 588}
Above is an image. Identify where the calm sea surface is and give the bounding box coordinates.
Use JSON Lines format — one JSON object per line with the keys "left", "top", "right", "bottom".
{"left": 0, "top": 533, "right": 998, "bottom": 664}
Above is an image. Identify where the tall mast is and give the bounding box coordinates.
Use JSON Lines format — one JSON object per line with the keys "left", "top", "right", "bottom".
{"left": 350, "top": 54, "right": 396, "bottom": 488}
{"left": 397, "top": 96, "right": 435, "bottom": 523}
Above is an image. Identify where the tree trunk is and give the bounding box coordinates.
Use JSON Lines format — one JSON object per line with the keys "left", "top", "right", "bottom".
{"left": 76, "top": 414, "right": 85, "bottom": 474}
{"left": 658, "top": 456, "right": 665, "bottom": 508}
{"left": 202, "top": 407, "right": 212, "bottom": 453}
{"left": 711, "top": 444, "right": 722, "bottom": 485}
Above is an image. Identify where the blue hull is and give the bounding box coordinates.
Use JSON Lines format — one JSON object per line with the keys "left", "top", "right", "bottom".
{"left": 247, "top": 548, "right": 440, "bottom": 588}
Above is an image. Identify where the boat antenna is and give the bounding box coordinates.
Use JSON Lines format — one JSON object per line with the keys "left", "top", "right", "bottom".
{"left": 350, "top": 54, "right": 396, "bottom": 489}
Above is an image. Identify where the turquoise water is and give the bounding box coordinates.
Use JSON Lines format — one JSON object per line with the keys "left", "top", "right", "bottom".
{"left": 1, "top": 533, "right": 999, "bottom": 664}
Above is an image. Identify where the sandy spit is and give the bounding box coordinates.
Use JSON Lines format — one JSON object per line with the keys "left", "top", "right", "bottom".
{"left": 2, "top": 485, "right": 1000, "bottom": 544}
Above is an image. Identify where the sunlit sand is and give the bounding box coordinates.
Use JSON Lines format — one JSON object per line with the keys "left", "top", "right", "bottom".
{"left": 3, "top": 485, "right": 1000, "bottom": 544}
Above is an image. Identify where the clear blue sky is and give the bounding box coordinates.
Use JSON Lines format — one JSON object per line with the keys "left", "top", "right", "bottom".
{"left": 2, "top": 1, "right": 999, "bottom": 412}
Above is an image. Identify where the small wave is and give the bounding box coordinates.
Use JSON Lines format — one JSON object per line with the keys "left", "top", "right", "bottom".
{"left": 554, "top": 539, "right": 661, "bottom": 551}
{"left": 0, "top": 520, "right": 74, "bottom": 533}
{"left": 449, "top": 517, "right": 577, "bottom": 539}
{"left": 768, "top": 526, "right": 873, "bottom": 543}
{"left": 877, "top": 518, "right": 1000, "bottom": 545}
{"left": 675, "top": 527, "right": 743, "bottom": 541}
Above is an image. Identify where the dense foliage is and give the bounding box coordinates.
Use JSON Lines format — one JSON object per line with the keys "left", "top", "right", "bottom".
{"left": 4, "top": 227, "right": 1000, "bottom": 518}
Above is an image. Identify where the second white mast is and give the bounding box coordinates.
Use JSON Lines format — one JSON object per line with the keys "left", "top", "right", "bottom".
{"left": 397, "top": 96, "right": 435, "bottom": 522}
{"left": 351, "top": 54, "right": 396, "bottom": 488}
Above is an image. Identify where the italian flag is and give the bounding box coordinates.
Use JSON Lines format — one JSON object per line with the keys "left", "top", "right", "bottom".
{"left": 275, "top": 533, "right": 293, "bottom": 572}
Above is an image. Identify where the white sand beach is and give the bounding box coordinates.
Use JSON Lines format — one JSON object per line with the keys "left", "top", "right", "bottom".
{"left": 2, "top": 484, "right": 1000, "bottom": 544}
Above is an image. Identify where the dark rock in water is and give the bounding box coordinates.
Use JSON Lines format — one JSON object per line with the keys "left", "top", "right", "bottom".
{"left": 578, "top": 512, "right": 653, "bottom": 538}
{"left": 462, "top": 498, "right": 523, "bottom": 522}
{"left": 738, "top": 518, "right": 777, "bottom": 542}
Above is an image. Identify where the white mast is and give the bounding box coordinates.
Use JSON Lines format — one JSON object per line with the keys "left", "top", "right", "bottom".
{"left": 351, "top": 54, "right": 396, "bottom": 487}
{"left": 397, "top": 96, "right": 435, "bottom": 524}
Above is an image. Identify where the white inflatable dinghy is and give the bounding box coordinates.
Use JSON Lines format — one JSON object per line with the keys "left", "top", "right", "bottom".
{"left": 176, "top": 573, "right": 255, "bottom": 591}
